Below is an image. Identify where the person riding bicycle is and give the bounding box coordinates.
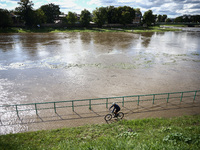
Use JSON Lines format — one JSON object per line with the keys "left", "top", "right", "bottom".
{"left": 109, "top": 102, "right": 120, "bottom": 117}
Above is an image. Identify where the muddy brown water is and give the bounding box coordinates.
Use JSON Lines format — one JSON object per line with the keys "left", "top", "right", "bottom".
{"left": 0, "top": 31, "right": 200, "bottom": 134}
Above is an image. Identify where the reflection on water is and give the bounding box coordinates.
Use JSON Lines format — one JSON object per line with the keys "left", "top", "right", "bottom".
{"left": 0, "top": 31, "right": 200, "bottom": 134}
{"left": 140, "top": 32, "right": 154, "bottom": 47}
{"left": 0, "top": 32, "right": 200, "bottom": 95}
{"left": 161, "top": 26, "right": 200, "bottom": 32}
{"left": 1, "top": 32, "right": 200, "bottom": 65}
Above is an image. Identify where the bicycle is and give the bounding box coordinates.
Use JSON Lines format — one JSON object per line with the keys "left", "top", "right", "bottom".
{"left": 104, "top": 110, "right": 124, "bottom": 121}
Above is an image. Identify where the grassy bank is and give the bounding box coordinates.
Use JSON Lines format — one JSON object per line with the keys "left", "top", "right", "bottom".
{"left": 160, "top": 24, "right": 188, "bottom": 27}
{"left": 0, "top": 115, "right": 200, "bottom": 150}
{"left": 0, "top": 26, "right": 181, "bottom": 33}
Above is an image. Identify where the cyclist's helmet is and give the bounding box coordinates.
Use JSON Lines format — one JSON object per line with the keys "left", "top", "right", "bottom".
{"left": 112, "top": 102, "right": 116, "bottom": 105}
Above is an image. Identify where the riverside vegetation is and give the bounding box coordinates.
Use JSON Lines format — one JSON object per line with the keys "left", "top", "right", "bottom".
{"left": 0, "top": 115, "right": 200, "bottom": 150}
{"left": 0, "top": 26, "right": 181, "bottom": 33}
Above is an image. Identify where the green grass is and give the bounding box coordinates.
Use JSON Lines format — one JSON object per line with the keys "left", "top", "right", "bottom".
{"left": 1, "top": 115, "right": 200, "bottom": 150}
{"left": 126, "top": 26, "right": 181, "bottom": 32}
{"left": 161, "top": 24, "right": 188, "bottom": 27}
{"left": 0, "top": 26, "right": 181, "bottom": 33}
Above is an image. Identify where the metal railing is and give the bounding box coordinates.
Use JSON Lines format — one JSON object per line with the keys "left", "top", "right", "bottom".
{"left": 0, "top": 90, "right": 199, "bottom": 118}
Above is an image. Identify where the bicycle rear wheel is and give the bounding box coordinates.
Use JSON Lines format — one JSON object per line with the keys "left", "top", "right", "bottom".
{"left": 117, "top": 112, "right": 124, "bottom": 119}
{"left": 104, "top": 114, "right": 112, "bottom": 121}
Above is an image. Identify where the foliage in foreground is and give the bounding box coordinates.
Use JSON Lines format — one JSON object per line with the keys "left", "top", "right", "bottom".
{"left": 0, "top": 115, "right": 200, "bottom": 150}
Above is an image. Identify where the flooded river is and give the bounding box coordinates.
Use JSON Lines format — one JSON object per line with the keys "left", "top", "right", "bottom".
{"left": 0, "top": 30, "right": 200, "bottom": 134}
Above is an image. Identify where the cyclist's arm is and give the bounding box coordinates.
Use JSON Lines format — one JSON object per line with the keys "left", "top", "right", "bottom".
{"left": 109, "top": 104, "right": 114, "bottom": 110}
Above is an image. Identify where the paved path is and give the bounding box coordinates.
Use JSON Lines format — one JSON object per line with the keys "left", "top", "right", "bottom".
{"left": 1, "top": 98, "right": 200, "bottom": 135}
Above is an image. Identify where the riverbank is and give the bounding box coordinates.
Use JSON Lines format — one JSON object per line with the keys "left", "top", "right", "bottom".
{"left": 0, "top": 115, "right": 199, "bottom": 150}
{"left": 0, "top": 26, "right": 181, "bottom": 33}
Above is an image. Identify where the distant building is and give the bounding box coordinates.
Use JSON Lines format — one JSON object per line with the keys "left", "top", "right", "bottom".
{"left": 132, "top": 12, "right": 142, "bottom": 25}
{"left": 54, "top": 14, "right": 67, "bottom": 24}
{"left": 55, "top": 14, "right": 81, "bottom": 24}
{"left": 10, "top": 13, "right": 21, "bottom": 24}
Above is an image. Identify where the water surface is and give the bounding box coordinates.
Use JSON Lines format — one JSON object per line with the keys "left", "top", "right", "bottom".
{"left": 0, "top": 31, "right": 200, "bottom": 134}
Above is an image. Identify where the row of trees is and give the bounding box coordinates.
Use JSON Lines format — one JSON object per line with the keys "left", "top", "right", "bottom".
{"left": 0, "top": 0, "right": 140, "bottom": 27}
{"left": 0, "top": 9, "right": 13, "bottom": 28}
{"left": 13, "top": 1, "right": 61, "bottom": 26}
{"left": 0, "top": 0, "right": 62, "bottom": 27}
{"left": 174, "top": 15, "right": 200, "bottom": 23}
{"left": 1, "top": 0, "right": 200, "bottom": 28}
{"left": 0, "top": 4, "right": 52, "bottom": 27}
{"left": 63, "top": 6, "right": 141, "bottom": 27}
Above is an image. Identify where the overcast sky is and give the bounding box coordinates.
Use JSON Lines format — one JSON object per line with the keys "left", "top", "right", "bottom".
{"left": 1, "top": 0, "right": 200, "bottom": 18}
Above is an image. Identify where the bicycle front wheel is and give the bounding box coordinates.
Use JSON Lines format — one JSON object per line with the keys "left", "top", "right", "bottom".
{"left": 104, "top": 114, "right": 112, "bottom": 121}
{"left": 117, "top": 112, "right": 124, "bottom": 119}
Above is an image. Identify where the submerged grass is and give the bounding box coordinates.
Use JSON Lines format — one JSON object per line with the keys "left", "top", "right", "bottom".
{"left": 0, "top": 26, "right": 181, "bottom": 33}
{"left": 0, "top": 115, "right": 200, "bottom": 150}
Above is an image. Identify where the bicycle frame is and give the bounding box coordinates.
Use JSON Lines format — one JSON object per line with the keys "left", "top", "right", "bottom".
{"left": 104, "top": 110, "right": 124, "bottom": 121}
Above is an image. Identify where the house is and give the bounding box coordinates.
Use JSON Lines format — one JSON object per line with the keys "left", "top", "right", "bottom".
{"left": 10, "top": 13, "right": 21, "bottom": 24}
{"left": 132, "top": 12, "right": 142, "bottom": 25}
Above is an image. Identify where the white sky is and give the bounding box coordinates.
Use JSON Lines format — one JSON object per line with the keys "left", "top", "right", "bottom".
{"left": 0, "top": 0, "right": 200, "bottom": 18}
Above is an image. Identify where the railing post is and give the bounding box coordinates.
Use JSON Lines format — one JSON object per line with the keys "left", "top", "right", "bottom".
{"left": 180, "top": 92, "right": 183, "bottom": 102}
{"left": 54, "top": 102, "right": 56, "bottom": 113}
{"left": 167, "top": 93, "right": 170, "bottom": 103}
{"left": 193, "top": 91, "right": 197, "bottom": 101}
{"left": 72, "top": 101, "right": 74, "bottom": 112}
{"left": 153, "top": 95, "right": 155, "bottom": 104}
{"left": 122, "top": 97, "right": 124, "bottom": 107}
{"left": 106, "top": 98, "right": 108, "bottom": 108}
{"left": 89, "top": 99, "right": 91, "bottom": 110}
{"left": 16, "top": 105, "right": 19, "bottom": 118}
{"left": 35, "top": 103, "right": 38, "bottom": 115}
{"left": 137, "top": 96, "right": 140, "bottom": 105}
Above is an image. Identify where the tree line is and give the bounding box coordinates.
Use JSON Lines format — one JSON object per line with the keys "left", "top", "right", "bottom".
{"left": 0, "top": 0, "right": 200, "bottom": 28}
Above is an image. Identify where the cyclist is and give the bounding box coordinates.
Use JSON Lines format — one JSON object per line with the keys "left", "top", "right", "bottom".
{"left": 109, "top": 102, "right": 120, "bottom": 117}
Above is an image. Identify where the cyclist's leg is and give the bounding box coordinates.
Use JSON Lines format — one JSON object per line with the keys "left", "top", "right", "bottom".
{"left": 116, "top": 108, "right": 120, "bottom": 116}
{"left": 113, "top": 108, "right": 117, "bottom": 117}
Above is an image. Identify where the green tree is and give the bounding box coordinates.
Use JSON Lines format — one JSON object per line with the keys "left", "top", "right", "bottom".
{"left": 166, "top": 18, "right": 172, "bottom": 22}
{"left": 107, "top": 6, "right": 118, "bottom": 24}
{"left": 157, "top": 14, "right": 167, "bottom": 22}
{"left": 80, "top": 9, "right": 91, "bottom": 27}
{"left": 192, "top": 15, "right": 200, "bottom": 23}
{"left": 34, "top": 9, "right": 46, "bottom": 25}
{"left": 135, "top": 8, "right": 142, "bottom": 17}
{"left": 0, "top": 9, "right": 13, "bottom": 28}
{"left": 183, "top": 16, "right": 191, "bottom": 22}
{"left": 174, "top": 16, "right": 183, "bottom": 22}
{"left": 93, "top": 7, "right": 107, "bottom": 27}
{"left": 154, "top": 14, "right": 157, "bottom": 23}
{"left": 143, "top": 10, "right": 155, "bottom": 26}
{"left": 157, "top": 14, "right": 162, "bottom": 22}
{"left": 119, "top": 6, "right": 135, "bottom": 25}
{"left": 106, "top": 6, "right": 135, "bottom": 25}
{"left": 66, "top": 11, "right": 77, "bottom": 25}
{"left": 40, "top": 3, "right": 61, "bottom": 23}
{"left": 15, "top": 0, "right": 34, "bottom": 26}
{"left": 161, "top": 14, "right": 167, "bottom": 22}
